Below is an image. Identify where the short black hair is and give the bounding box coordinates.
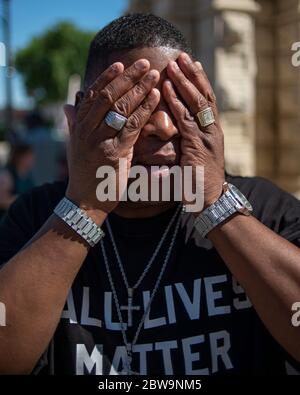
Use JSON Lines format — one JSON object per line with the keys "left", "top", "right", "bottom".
{"left": 84, "top": 13, "right": 192, "bottom": 88}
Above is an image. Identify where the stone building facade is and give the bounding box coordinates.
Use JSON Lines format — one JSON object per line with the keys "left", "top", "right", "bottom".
{"left": 128, "top": 0, "right": 300, "bottom": 197}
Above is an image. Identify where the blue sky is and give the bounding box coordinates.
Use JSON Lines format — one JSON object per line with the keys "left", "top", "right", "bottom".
{"left": 0, "top": 0, "right": 128, "bottom": 108}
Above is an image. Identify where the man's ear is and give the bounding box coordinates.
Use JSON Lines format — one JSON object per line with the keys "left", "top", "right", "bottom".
{"left": 75, "top": 91, "right": 84, "bottom": 107}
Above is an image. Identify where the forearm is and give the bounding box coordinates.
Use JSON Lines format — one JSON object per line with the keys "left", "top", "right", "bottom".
{"left": 0, "top": 211, "right": 106, "bottom": 374}
{"left": 208, "top": 214, "right": 300, "bottom": 361}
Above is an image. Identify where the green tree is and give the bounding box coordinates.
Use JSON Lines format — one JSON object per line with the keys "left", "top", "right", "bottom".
{"left": 15, "top": 22, "right": 94, "bottom": 104}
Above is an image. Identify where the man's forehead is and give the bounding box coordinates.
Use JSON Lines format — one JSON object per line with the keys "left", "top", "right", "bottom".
{"left": 108, "top": 46, "right": 182, "bottom": 73}
{"left": 84, "top": 46, "right": 182, "bottom": 91}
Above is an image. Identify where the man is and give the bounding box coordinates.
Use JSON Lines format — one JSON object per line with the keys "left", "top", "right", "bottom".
{"left": 0, "top": 13, "right": 299, "bottom": 375}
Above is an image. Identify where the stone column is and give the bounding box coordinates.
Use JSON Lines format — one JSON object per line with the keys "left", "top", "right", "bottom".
{"left": 255, "top": 0, "right": 276, "bottom": 183}
{"left": 196, "top": 0, "right": 260, "bottom": 176}
{"left": 276, "top": 0, "right": 300, "bottom": 196}
{"left": 256, "top": 0, "right": 300, "bottom": 196}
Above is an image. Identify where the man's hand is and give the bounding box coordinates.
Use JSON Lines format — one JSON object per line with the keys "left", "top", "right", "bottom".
{"left": 64, "top": 59, "right": 160, "bottom": 220}
{"left": 163, "top": 52, "right": 225, "bottom": 211}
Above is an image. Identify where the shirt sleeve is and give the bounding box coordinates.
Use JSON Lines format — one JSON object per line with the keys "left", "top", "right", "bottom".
{"left": 236, "top": 176, "right": 300, "bottom": 247}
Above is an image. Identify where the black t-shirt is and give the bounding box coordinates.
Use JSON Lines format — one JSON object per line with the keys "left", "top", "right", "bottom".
{"left": 0, "top": 175, "right": 299, "bottom": 375}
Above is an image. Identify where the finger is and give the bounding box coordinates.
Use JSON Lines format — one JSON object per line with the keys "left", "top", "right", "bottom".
{"left": 162, "top": 80, "right": 195, "bottom": 124}
{"left": 163, "top": 80, "right": 215, "bottom": 135}
{"left": 83, "top": 59, "right": 150, "bottom": 132}
{"left": 117, "top": 88, "right": 161, "bottom": 148}
{"left": 111, "top": 69, "right": 160, "bottom": 118}
{"left": 177, "top": 53, "right": 216, "bottom": 105}
{"left": 77, "top": 62, "right": 124, "bottom": 123}
{"left": 85, "top": 62, "right": 124, "bottom": 97}
{"left": 167, "top": 60, "right": 205, "bottom": 115}
{"left": 177, "top": 53, "right": 220, "bottom": 124}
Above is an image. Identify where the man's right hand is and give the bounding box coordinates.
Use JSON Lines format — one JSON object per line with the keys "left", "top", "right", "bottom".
{"left": 64, "top": 59, "right": 160, "bottom": 221}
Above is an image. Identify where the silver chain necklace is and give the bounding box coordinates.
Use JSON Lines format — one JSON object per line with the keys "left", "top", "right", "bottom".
{"left": 100, "top": 204, "right": 183, "bottom": 375}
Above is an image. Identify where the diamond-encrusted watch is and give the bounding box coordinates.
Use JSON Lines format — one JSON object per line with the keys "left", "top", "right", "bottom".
{"left": 54, "top": 197, "right": 105, "bottom": 247}
{"left": 194, "top": 182, "right": 253, "bottom": 238}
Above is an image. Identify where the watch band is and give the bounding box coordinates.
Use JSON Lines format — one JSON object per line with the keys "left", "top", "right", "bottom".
{"left": 194, "top": 192, "right": 237, "bottom": 238}
{"left": 54, "top": 197, "right": 105, "bottom": 247}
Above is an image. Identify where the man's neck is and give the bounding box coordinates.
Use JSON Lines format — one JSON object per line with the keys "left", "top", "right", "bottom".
{"left": 113, "top": 202, "right": 178, "bottom": 219}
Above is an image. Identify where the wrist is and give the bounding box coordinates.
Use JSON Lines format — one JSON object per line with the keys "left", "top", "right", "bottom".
{"left": 81, "top": 208, "right": 108, "bottom": 226}
{"left": 65, "top": 191, "right": 108, "bottom": 226}
{"left": 192, "top": 183, "right": 224, "bottom": 218}
{"left": 54, "top": 197, "right": 106, "bottom": 247}
{"left": 193, "top": 182, "right": 253, "bottom": 238}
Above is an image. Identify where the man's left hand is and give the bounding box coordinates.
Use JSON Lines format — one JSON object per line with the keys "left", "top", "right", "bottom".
{"left": 163, "top": 52, "right": 225, "bottom": 212}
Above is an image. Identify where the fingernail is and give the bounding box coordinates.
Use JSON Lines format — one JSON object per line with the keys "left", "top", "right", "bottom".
{"left": 182, "top": 53, "right": 192, "bottom": 64}
{"left": 111, "top": 63, "right": 120, "bottom": 72}
{"left": 87, "top": 89, "right": 94, "bottom": 99}
{"left": 146, "top": 69, "right": 158, "bottom": 80}
{"left": 195, "top": 61, "right": 203, "bottom": 70}
{"left": 151, "top": 88, "right": 160, "bottom": 96}
{"left": 164, "top": 80, "right": 173, "bottom": 89}
{"left": 171, "top": 61, "right": 179, "bottom": 70}
{"left": 135, "top": 59, "right": 149, "bottom": 70}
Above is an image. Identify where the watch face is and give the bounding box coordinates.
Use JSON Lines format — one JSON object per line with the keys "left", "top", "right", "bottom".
{"left": 228, "top": 183, "right": 253, "bottom": 212}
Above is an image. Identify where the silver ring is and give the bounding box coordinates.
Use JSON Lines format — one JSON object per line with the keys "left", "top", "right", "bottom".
{"left": 196, "top": 107, "right": 215, "bottom": 128}
{"left": 105, "top": 111, "right": 128, "bottom": 131}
